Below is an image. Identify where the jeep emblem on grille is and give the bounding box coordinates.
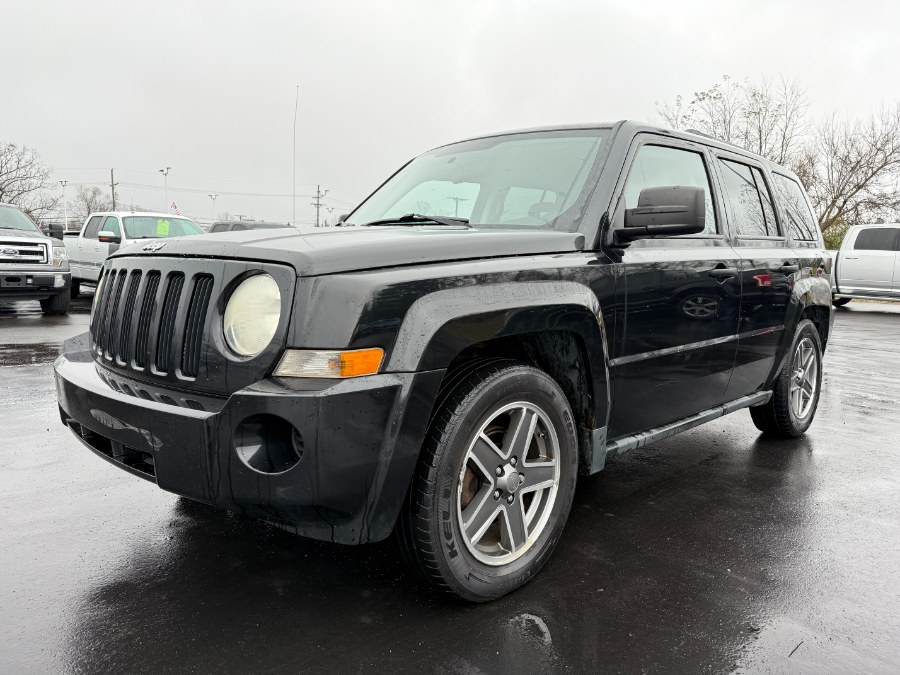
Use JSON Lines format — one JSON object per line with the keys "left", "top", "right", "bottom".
{"left": 142, "top": 241, "right": 167, "bottom": 252}
{"left": 0, "top": 247, "right": 18, "bottom": 256}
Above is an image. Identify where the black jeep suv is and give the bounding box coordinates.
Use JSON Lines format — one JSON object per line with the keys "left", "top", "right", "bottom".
{"left": 54, "top": 121, "right": 832, "bottom": 601}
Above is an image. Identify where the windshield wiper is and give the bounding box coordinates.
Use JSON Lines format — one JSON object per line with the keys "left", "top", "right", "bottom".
{"left": 360, "top": 213, "right": 470, "bottom": 228}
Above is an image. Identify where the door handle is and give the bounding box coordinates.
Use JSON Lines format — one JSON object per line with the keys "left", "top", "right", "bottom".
{"left": 844, "top": 256, "right": 859, "bottom": 260}
{"left": 778, "top": 264, "right": 800, "bottom": 274}
{"left": 709, "top": 267, "right": 739, "bottom": 279}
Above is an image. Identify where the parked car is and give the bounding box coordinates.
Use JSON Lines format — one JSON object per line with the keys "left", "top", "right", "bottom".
{"left": 832, "top": 223, "right": 900, "bottom": 306}
{"left": 64, "top": 211, "right": 204, "bottom": 297}
{"left": 0, "top": 203, "right": 71, "bottom": 314}
{"left": 54, "top": 121, "right": 833, "bottom": 601}
{"left": 209, "top": 220, "right": 293, "bottom": 233}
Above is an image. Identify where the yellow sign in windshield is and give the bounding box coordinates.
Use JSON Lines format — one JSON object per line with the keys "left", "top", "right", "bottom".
{"left": 156, "top": 219, "right": 170, "bottom": 236}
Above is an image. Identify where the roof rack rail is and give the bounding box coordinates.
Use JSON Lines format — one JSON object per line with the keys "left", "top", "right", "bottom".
{"left": 685, "top": 128, "right": 716, "bottom": 140}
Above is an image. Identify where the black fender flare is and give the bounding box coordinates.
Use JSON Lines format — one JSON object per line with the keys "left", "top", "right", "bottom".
{"left": 386, "top": 280, "right": 611, "bottom": 442}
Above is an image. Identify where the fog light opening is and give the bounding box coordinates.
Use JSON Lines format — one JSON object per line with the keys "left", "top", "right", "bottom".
{"left": 234, "top": 414, "right": 304, "bottom": 474}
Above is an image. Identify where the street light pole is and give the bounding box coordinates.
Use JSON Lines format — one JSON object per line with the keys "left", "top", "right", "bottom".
{"left": 209, "top": 193, "right": 218, "bottom": 215}
{"left": 58, "top": 180, "right": 68, "bottom": 231}
{"left": 292, "top": 84, "right": 299, "bottom": 226}
{"left": 159, "top": 167, "right": 171, "bottom": 212}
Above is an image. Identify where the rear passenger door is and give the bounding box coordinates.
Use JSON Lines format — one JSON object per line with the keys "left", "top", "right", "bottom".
{"left": 608, "top": 138, "right": 743, "bottom": 438}
{"left": 712, "top": 155, "right": 797, "bottom": 399}
{"left": 839, "top": 227, "right": 899, "bottom": 294}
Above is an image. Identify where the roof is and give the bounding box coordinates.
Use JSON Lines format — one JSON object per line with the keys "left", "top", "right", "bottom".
{"left": 87, "top": 211, "right": 198, "bottom": 220}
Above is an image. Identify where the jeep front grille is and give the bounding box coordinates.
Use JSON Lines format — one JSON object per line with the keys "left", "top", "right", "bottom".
{"left": 91, "top": 266, "right": 213, "bottom": 379}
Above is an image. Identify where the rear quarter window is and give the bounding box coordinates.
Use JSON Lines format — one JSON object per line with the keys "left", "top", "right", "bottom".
{"left": 772, "top": 174, "right": 820, "bottom": 244}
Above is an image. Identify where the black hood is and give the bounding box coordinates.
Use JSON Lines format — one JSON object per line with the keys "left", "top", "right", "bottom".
{"left": 112, "top": 226, "right": 587, "bottom": 276}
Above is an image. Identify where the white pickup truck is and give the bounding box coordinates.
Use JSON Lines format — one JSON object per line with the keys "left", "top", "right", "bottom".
{"left": 64, "top": 211, "right": 204, "bottom": 297}
{"left": 832, "top": 223, "right": 900, "bottom": 306}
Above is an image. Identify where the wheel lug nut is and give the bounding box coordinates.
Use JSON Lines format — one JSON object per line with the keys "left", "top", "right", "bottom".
{"left": 511, "top": 456, "right": 517, "bottom": 466}
{"left": 493, "top": 490, "right": 501, "bottom": 500}
{"left": 506, "top": 495, "right": 514, "bottom": 504}
{"left": 495, "top": 467, "right": 503, "bottom": 477}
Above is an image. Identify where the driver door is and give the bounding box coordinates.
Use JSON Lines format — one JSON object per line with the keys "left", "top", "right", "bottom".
{"left": 608, "top": 139, "right": 743, "bottom": 439}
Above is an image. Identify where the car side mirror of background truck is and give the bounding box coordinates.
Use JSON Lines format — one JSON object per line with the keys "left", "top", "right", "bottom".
{"left": 97, "top": 231, "right": 121, "bottom": 244}
{"left": 617, "top": 186, "right": 706, "bottom": 242}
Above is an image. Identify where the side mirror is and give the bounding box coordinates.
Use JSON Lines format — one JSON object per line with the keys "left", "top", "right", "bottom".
{"left": 337, "top": 213, "right": 349, "bottom": 225}
{"left": 617, "top": 186, "right": 706, "bottom": 242}
{"left": 97, "top": 231, "right": 121, "bottom": 244}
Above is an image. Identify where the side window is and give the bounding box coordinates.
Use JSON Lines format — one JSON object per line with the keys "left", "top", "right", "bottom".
{"left": 210, "top": 224, "right": 227, "bottom": 233}
{"left": 82, "top": 215, "right": 103, "bottom": 239}
{"left": 772, "top": 174, "right": 819, "bottom": 243}
{"left": 623, "top": 145, "right": 717, "bottom": 234}
{"left": 853, "top": 228, "right": 899, "bottom": 251}
{"left": 717, "top": 159, "right": 779, "bottom": 237}
{"left": 102, "top": 216, "right": 120, "bottom": 236}
{"left": 232, "top": 223, "right": 247, "bottom": 231}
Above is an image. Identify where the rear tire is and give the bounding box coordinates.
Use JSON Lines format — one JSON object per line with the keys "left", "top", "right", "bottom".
{"left": 40, "top": 291, "right": 70, "bottom": 316}
{"left": 832, "top": 296, "right": 851, "bottom": 307}
{"left": 750, "top": 319, "right": 822, "bottom": 438}
{"left": 397, "top": 361, "right": 578, "bottom": 602}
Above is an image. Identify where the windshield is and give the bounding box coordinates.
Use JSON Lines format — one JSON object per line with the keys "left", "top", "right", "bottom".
{"left": 0, "top": 206, "right": 40, "bottom": 233}
{"left": 123, "top": 216, "right": 204, "bottom": 238}
{"left": 346, "top": 129, "right": 609, "bottom": 231}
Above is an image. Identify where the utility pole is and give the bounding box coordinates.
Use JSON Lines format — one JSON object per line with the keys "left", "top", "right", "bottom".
{"left": 209, "top": 194, "right": 218, "bottom": 216}
{"left": 58, "top": 180, "right": 68, "bottom": 231}
{"left": 292, "top": 84, "right": 299, "bottom": 226}
{"left": 159, "top": 167, "right": 171, "bottom": 211}
{"left": 110, "top": 169, "right": 117, "bottom": 210}
{"left": 311, "top": 185, "right": 329, "bottom": 227}
{"left": 446, "top": 196, "right": 469, "bottom": 218}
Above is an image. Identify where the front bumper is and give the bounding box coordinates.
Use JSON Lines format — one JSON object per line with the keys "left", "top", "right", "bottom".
{"left": 55, "top": 333, "right": 443, "bottom": 544}
{"left": 0, "top": 268, "right": 70, "bottom": 299}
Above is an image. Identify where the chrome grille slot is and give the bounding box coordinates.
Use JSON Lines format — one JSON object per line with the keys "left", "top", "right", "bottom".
{"left": 116, "top": 271, "right": 142, "bottom": 365}
{"left": 181, "top": 274, "right": 214, "bottom": 378}
{"left": 103, "top": 270, "right": 128, "bottom": 359}
{"left": 154, "top": 273, "right": 184, "bottom": 373}
{"left": 134, "top": 272, "right": 161, "bottom": 368}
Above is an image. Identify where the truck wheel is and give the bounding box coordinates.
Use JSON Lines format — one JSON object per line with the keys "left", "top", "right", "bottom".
{"left": 40, "top": 291, "right": 70, "bottom": 316}
{"left": 832, "top": 296, "right": 851, "bottom": 307}
{"left": 70, "top": 281, "right": 80, "bottom": 299}
{"left": 397, "top": 361, "right": 578, "bottom": 601}
{"left": 750, "top": 319, "right": 822, "bottom": 438}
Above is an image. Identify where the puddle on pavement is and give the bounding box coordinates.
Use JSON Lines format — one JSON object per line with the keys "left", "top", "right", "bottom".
{"left": 0, "top": 343, "right": 62, "bottom": 366}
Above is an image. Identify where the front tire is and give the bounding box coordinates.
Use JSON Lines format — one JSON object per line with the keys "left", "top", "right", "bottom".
{"left": 397, "top": 361, "right": 578, "bottom": 601}
{"left": 40, "top": 291, "right": 70, "bottom": 316}
{"left": 750, "top": 319, "right": 823, "bottom": 437}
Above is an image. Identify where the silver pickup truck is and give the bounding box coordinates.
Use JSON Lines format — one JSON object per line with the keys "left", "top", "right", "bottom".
{"left": 64, "top": 211, "right": 204, "bottom": 297}
{"left": 0, "top": 203, "right": 71, "bottom": 315}
{"left": 832, "top": 223, "right": 900, "bottom": 306}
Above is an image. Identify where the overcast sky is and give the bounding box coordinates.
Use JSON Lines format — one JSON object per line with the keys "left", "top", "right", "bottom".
{"left": 3, "top": 0, "right": 898, "bottom": 225}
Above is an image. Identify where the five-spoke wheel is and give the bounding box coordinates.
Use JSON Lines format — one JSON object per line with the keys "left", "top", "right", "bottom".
{"left": 458, "top": 402, "right": 560, "bottom": 565}
{"left": 397, "top": 361, "right": 578, "bottom": 601}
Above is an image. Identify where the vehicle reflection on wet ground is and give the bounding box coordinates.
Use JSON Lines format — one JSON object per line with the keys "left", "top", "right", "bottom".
{"left": 1, "top": 301, "right": 898, "bottom": 673}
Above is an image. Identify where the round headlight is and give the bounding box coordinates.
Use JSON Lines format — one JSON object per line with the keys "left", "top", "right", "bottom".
{"left": 223, "top": 274, "right": 282, "bottom": 357}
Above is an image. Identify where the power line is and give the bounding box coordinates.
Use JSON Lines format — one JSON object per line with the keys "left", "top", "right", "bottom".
{"left": 311, "top": 185, "right": 329, "bottom": 227}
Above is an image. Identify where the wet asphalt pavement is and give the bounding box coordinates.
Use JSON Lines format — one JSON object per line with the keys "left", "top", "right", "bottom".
{"left": 1, "top": 295, "right": 899, "bottom": 674}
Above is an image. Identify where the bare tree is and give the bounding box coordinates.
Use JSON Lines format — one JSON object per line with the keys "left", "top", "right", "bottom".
{"left": 800, "top": 106, "right": 900, "bottom": 234}
{"left": 658, "top": 77, "right": 900, "bottom": 239}
{"left": 657, "top": 75, "right": 808, "bottom": 166}
{"left": 0, "top": 142, "right": 59, "bottom": 219}
{"left": 71, "top": 185, "right": 112, "bottom": 222}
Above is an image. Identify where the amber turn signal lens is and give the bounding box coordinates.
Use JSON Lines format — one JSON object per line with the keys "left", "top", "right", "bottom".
{"left": 273, "top": 348, "right": 384, "bottom": 378}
